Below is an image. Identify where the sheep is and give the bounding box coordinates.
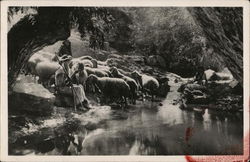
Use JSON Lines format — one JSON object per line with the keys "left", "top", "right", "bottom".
{"left": 91, "top": 59, "right": 98, "bottom": 68}
{"left": 79, "top": 59, "right": 93, "bottom": 68}
{"left": 131, "top": 70, "right": 159, "bottom": 101}
{"left": 26, "top": 51, "right": 59, "bottom": 86}
{"left": 85, "top": 67, "right": 109, "bottom": 77}
{"left": 86, "top": 74, "right": 130, "bottom": 107}
{"left": 97, "top": 60, "right": 107, "bottom": 66}
{"left": 84, "top": 67, "right": 110, "bottom": 92}
{"left": 72, "top": 56, "right": 98, "bottom": 68}
{"left": 110, "top": 67, "right": 138, "bottom": 104}
{"left": 78, "top": 55, "right": 93, "bottom": 61}
{"left": 98, "top": 65, "right": 112, "bottom": 76}
{"left": 26, "top": 53, "right": 49, "bottom": 76}
{"left": 35, "top": 61, "right": 60, "bottom": 87}
{"left": 113, "top": 67, "right": 132, "bottom": 78}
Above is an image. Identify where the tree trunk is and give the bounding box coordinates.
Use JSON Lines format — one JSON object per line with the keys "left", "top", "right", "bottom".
{"left": 187, "top": 7, "right": 243, "bottom": 85}
{"left": 8, "top": 8, "right": 71, "bottom": 88}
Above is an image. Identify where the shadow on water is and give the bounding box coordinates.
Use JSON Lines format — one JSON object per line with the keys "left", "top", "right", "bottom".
{"left": 9, "top": 79, "right": 243, "bottom": 155}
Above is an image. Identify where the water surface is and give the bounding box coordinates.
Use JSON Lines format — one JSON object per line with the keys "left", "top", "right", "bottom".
{"left": 9, "top": 77, "right": 243, "bottom": 155}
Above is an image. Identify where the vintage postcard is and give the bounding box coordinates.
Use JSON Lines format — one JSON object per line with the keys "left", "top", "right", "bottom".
{"left": 1, "top": 0, "right": 249, "bottom": 161}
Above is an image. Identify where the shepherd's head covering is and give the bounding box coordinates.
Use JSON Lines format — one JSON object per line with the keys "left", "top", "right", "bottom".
{"left": 59, "top": 54, "right": 72, "bottom": 63}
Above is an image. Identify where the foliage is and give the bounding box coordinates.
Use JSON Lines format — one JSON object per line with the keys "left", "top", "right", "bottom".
{"left": 8, "top": 7, "right": 115, "bottom": 87}
{"left": 115, "top": 7, "right": 227, "bottom": 76}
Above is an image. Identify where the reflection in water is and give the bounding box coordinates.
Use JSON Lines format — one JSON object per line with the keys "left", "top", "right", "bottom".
{"left": 9, "top": 81, "right": 243, "bottom": 155}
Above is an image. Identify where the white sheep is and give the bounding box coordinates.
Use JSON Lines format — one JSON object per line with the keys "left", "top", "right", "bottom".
{"left": 35, "top": 61, "right": 60, "bottom": 87}
{"left": 26, "top": 51, "right": 59, "bottom": 86}
{"left": 27, "top": 53, "right": 49, "bottom": 76}
{"left": 78, "top": 55, "right": 93, "bottom": 60}
{"left": 85, "top": 67, "right": 109, "bottom": 77}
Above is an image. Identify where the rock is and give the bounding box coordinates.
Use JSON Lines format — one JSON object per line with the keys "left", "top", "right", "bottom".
{"left": 16, "top": 74, "right": 37, "bottom": 84}
{"left": 212, "top": 72, "right": 233, "bottom": 81}
{"left": 55, "top": 84, "right": 89, "bottom": 108}
{"left": 229, "top": 79, "right": 239, "bottom": 88}
{"left": 178, "top": 83, "right": 207, "bottom": 93}
{"left": 9, "top": 82, "right": 55, "bottom": 115}
{"left": 180, "top": 83, "right": 209, "bottom": 105}
{"left": 203, "top": 69, "right": 216, "bottom": 81}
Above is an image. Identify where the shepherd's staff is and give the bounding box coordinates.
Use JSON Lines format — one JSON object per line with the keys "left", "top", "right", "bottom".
{"left": 54, "top": 53, "right": 85, "bottom": 111}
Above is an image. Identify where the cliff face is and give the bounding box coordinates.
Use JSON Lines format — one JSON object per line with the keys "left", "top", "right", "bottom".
{"left": 187, "top": 7, "right": 243, "bottom": 85}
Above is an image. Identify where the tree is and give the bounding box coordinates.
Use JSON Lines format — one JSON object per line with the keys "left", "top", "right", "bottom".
{"left": 8, "top": 7, "right": 114, "bottom": 88}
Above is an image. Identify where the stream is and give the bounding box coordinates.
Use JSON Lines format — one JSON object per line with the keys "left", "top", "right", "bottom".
{"left": 9, "top": 74, "right": 243, "bottom": 155}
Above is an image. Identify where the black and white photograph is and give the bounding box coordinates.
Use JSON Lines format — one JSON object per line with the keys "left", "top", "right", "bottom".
{"left": 1, "top": 0, "right": 249, "bottom": 161}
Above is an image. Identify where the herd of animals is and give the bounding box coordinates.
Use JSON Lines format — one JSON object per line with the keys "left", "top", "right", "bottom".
{"left": 25, "top": 50, "right": 235, "bottom": 110}
{"left": 25, "top": 51, "right": 161, "bottom": 108}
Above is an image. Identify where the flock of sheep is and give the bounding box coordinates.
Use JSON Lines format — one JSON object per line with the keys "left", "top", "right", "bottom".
{"left": 26, "top": 51, "right": 161, "bottom": 108}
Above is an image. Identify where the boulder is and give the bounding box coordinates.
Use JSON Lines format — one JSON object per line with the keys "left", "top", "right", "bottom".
{"left": 185, "top": 90, "right": 209, "bottom": 105}
{"left": 203, "top": 69, "right": 216, "bottom": 81}
{"left": 9, "top": 82, "right": 55, "bottom": 115}
{"left": 178, "top": 83, "right": 207, "bottom": 93}
{"left": 55, "top": 84, "right": 89, "bottom": 108}
{"left": 179, "top": 83, "right": 209, "bottom": 108}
